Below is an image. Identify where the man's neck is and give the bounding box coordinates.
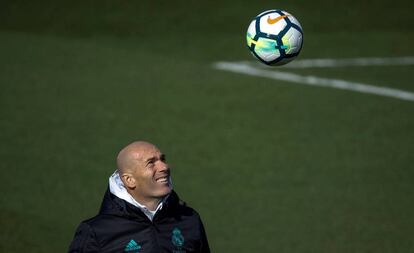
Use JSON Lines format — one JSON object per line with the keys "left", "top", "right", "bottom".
{"left": 128, "top": 191, "right": 162, "bottom": 211}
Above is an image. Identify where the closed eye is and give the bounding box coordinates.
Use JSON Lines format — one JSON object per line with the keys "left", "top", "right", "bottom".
{"left": 146, "top": 158, "right": 155, "bottom": 166}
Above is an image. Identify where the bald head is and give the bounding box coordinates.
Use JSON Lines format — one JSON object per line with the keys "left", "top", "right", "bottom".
{"left": 116, "top": 141, "right": 160, "bottom": 175}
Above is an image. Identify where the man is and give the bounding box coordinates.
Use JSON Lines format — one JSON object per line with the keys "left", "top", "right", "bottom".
{"left": 68, "top": 141, "right": 210, "bottom": 253}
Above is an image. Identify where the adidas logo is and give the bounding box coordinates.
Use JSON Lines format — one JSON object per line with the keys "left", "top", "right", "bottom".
{"left": 124, "top": 239, "right": 141, "bottom": 252}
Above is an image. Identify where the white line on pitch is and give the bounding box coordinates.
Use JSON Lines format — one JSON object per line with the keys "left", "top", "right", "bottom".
{"left": 213, "top": 62, "right": 414, "bottom": 102}
{"left": 233, "top": 56, "right": 414, "bottom": 69}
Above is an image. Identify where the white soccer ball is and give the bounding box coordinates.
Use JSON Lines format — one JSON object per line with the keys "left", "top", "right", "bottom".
{"left": 246, "top": 10, "right": 304, "bottom": 66}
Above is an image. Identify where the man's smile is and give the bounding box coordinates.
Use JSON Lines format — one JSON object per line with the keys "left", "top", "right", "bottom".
{"left": 155, "top": 175, "right": 170, "bottom": 184}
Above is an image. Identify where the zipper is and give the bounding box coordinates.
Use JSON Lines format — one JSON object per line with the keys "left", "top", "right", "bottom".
{"left": 151, "top": 221, "right": 162, "bottom": 253}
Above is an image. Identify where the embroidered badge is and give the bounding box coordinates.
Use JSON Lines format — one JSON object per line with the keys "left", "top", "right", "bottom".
{"left": 171, "top": 227, "right": 185, "bottom": 252}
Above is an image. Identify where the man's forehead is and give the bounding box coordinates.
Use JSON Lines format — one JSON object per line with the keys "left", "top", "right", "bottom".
{"left": 134, "top": 147, "right": 162, "bottom": 160}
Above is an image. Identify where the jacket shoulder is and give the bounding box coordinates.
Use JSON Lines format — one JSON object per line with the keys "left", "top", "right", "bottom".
{"left": 68, "top": 219, "right": 100, "bottom": 253}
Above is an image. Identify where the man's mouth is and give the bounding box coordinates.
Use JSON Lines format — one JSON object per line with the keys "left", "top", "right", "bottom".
{"left": 155, "top": 176, "right": 169, "bottom": 184}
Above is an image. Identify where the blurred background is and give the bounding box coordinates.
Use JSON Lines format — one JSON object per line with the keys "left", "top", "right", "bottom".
{"left": 1, "top": 0, "right": 413, "bottom": 252}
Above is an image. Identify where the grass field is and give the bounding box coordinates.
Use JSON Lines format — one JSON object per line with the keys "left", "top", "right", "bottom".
{"left": 1, "top": 0, "right": 414, "bottom": 252}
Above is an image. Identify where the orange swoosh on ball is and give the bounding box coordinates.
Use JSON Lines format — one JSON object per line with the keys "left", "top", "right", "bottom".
{"left": 267, "top": 15, "right": 288, "bottom": 24}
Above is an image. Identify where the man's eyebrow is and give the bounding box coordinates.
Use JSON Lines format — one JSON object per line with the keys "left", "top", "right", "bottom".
{"left": 144, "top": 156, "right": 156, "bottom": 163}
{"left": 144, "top": 154, "right": 165, "bottom": 164}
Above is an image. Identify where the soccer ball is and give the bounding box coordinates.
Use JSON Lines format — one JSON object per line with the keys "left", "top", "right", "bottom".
{"left": 246, "top": 10, "right": 303, "bottom": 66}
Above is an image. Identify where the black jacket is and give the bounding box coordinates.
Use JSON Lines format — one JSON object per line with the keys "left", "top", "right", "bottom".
{"left": 68, "top": 189, "right": 210, "bottom": 253}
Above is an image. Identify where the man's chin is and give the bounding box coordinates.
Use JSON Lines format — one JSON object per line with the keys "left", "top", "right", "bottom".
{"left": 155, "top": 185, "right": 172, "bottom": 197}
{"left": 163, "top": 186, "right": 173, "bottom": 195}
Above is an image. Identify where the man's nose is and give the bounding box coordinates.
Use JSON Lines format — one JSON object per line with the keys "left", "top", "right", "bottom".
{"left": 157, "top": 161, "right": 169, "bottom": 171}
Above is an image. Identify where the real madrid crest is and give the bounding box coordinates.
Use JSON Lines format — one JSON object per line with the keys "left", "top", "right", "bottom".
{"left": 171, "top": 227, "right": 185, "bottom": 252}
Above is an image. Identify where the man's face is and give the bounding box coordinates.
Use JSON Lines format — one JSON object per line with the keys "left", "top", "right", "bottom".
{"left": 131, "top": 145, "right": 172, "bottom": 199}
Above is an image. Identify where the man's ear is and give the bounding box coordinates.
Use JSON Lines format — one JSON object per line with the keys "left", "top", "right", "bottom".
{"left": 120, "top": 173, "right": 136, "bottom": 189}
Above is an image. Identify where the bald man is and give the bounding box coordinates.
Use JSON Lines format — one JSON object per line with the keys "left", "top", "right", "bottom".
{"left": 68, "top": 141, "right": 210, "bottom": 253}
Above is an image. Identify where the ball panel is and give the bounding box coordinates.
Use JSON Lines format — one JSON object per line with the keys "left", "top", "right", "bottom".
{"left": 253, "top": 37, "right": 280, "bottom": 62}
{"left": 281, "top": 10, "right": 302, "bottom": 30}
{"left": 246, "top": 20, "right": 257, "bottom": 48}
{"left": 258, "top": 12, "right": 287, "bottom": 36}
{"left": 282, "top": 27, "right": 303, "bottom": 55}
{"left": 247, "top": 19, "right": 256, "bottom": 38}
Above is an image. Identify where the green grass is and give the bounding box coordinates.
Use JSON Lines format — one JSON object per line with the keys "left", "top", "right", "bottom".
{"left": 1, "top": 0, "right": 414, "bottom": 252}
